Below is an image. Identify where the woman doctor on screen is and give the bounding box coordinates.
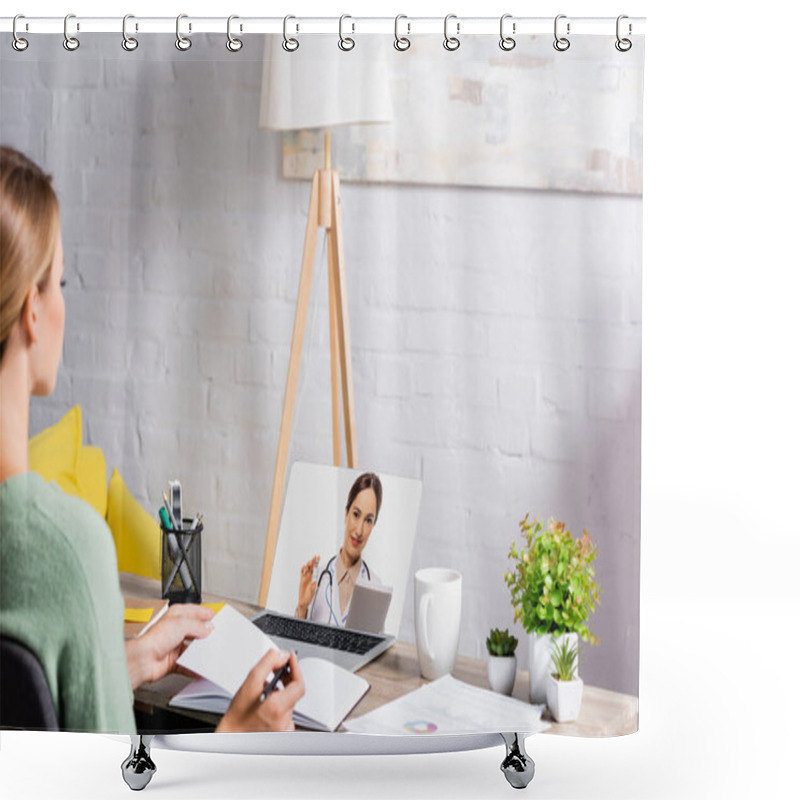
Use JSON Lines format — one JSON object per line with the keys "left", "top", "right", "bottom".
{"left": 295, "top": 472, "right": 383, "bottom": 627}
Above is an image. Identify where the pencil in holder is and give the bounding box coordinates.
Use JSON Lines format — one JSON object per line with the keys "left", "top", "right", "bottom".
{"left": 160, "top": 519, "right": 202, "bottom": 603}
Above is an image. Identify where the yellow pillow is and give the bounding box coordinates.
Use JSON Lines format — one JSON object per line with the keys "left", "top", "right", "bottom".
{"left": 77, "top": 445, "right": 108, "bottom": 519}
{"left": 28, "top": 405, "right": 82, "bottom": 498}
{"left": 106, "top": 468, "right": 161, "bottom": 580}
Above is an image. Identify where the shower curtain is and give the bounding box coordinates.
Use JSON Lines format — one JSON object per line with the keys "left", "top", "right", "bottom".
{"left": 0, "top": 12, "right": 644, "bottom": 789}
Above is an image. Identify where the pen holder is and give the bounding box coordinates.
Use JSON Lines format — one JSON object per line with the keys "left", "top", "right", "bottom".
{"left": 160, "top": 519, "right": 202, "bottom": 604}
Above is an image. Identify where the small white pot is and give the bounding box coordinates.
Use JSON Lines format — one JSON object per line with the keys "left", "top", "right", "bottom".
{"left": 487, "top": 654, "right": 517, "bottom": 695}
{"left": 529, "top": 632, "right": 579, "bottom": 704}
{"left": 546, "top": 675, "right": 584, "bottom": 722}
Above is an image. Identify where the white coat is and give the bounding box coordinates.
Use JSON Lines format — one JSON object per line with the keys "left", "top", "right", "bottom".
{"left": 307, "top": 554, "right": 377, "bottom": 627}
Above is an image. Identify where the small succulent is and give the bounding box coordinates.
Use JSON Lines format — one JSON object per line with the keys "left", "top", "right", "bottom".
{"left": 550, "top": 636, "right": 579, "bottom": 682}
{"left": 486, "top": 628, "right": 519, "bottom": 657}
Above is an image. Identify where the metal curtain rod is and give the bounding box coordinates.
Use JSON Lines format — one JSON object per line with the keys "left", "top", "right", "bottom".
{"left": 0, "top": 15, "right": 646, "bottom": 37}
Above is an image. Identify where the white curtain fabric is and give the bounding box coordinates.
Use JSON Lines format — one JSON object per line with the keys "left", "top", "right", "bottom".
{"left": 1, "top": 29, "right": 643, "bottom": 727}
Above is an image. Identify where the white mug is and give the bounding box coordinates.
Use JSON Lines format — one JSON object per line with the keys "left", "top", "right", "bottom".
{"left": 414, "top": 568, "right": 462, "bottom": 680}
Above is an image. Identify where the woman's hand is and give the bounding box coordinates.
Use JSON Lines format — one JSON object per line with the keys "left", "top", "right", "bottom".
{"left": 296, "top": 555, "right": 320, "bottom": 618}
{"left": 216, "top": 650, "right": 305, "bottom": 733}
{"left": 125, "top": 603, "right": 215, "bottom": 690}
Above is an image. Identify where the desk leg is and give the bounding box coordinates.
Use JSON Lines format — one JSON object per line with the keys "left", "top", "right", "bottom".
{"left": 121, "top": 734, "right": 157, "bottom": 791}
{"left": 500, "top": 733, "right": 535, "bottom": 789}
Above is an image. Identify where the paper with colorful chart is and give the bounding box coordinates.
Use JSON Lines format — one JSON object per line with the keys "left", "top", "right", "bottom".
{"left": 343, "top": 675, "right": 548, "bottom": 736}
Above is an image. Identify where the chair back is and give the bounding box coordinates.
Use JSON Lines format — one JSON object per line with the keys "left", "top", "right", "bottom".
{"left": 0, "top": 636, "right": 59, "bottom": 730}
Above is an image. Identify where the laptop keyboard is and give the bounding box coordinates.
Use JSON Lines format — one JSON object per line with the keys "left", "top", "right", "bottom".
{"left": 252, "top": 613, "right": 384, "bottom": 656}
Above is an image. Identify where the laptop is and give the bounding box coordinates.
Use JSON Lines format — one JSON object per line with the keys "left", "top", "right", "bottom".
{"left": 250, "top": 608, "right": 395, "bottom": 672}
{"left": 255, "top": 462, "right": 422, "bottom": 672}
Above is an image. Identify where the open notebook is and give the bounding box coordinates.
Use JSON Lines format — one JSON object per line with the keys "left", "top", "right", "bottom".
{"left": 172, "top": 605, "right": 369, "bottom": 732}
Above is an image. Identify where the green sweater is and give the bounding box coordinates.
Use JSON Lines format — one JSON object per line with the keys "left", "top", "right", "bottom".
{"left": 0, "top": 472, "right": 135, "bottom": 732}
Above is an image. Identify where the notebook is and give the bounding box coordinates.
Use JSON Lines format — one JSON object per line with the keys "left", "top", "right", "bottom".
{"left": 173, "top": 605, "right": 369, "bottom": 732}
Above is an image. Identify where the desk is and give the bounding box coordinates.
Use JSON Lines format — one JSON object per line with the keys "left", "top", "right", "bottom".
{"left": 121, "top": 573, "right": 638, "bottom": 738}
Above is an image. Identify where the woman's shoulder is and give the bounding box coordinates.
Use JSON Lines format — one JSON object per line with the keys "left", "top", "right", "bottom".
{"left": 3, "top": 469, "right": 105, "bottom": 524}
{"left": 1, "top": 471, "right": 122, "bottom": 641}
{"left": 1, "top": 471, "right": 116, "bottom": 576}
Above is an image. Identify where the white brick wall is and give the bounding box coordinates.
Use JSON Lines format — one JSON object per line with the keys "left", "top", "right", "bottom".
{"left": 2, "top": 34, "right": 641, "bottom": 696}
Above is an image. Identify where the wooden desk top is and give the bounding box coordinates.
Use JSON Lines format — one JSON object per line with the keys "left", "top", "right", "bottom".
{"left": 121, "top": 573, "right": 638, "bottom": 738}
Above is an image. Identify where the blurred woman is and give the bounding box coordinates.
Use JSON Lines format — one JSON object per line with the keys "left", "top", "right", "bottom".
{"left": 0, "top": 145, "right": 303, "bottom": 733}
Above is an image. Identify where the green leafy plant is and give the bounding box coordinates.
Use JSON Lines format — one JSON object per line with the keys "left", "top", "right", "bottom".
{"left": 504, "top": 514, "right": 600, "bottom": 643}
{"left": 550, "top": 636, "right": 579, "bottom": 682}
{"left": 486, "top": 628, "right": 519, "bottom": 657}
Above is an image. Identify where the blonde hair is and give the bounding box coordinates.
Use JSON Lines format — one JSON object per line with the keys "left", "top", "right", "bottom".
{"left": 0, "top": 146, "right": 60, "bottom": 364}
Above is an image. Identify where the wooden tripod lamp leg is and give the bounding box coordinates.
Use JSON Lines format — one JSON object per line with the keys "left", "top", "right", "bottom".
{"left": 257, "top": 167, "right": 360, "bottom": 606}
{"left": 258, "top": 173, "right": 321, "bottom": 608}
{"left": 327, "top": 229, "right": 342, "bottom": 467}
{"left": 329, "top": 172, "right": 359, "bottom": 469}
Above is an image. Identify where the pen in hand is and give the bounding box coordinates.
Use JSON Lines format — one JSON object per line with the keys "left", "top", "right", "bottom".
{"left": 138, "top": 602, "right": 169, "bottom": 637}
{"left": 259, "top": 661, "right": 291, "bottom": 703}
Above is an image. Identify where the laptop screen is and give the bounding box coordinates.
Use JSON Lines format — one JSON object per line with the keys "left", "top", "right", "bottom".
{"left": 266, "top": 462, "right": 422, "bottom": 638}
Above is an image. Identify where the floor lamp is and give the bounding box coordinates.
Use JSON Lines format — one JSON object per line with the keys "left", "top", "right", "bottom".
{"left": 257, "top": 36, "right": 392, "bottom": 606}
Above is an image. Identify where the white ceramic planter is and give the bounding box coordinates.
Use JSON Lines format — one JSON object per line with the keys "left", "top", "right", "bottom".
{"left": 546, "top": 675, "right": 584, "bottom": 722}
{"left": 486, "top": 655, "right": 517, "bottom": 695}
{"left": 528, "top": 632, "right": 579, "bottom": 704}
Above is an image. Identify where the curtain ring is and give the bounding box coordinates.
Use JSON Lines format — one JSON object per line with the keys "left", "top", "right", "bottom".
{"left": 394, "top": 14, "right": 411, "bottom": 51}
{"left": 553, "top": 14, "right": 570, "bottom": 52}
{"left": 226, "top": 15, "right": 243, "bottom": 52}
{"left": 63, "top": 13, "right": 80, "bottom": 51}
{"left": 338, "top": 14, "right": 355, "bottom": 51}
{"left": 122, "top": 14, "right": 138, "bottom": 51}
{"left": 615, "top": 15, "right": 632, "bottom": 52}
{"left": 175, "top": 14, "right": 192, "bottom": 51}
{"left": 499, "top": 14, "right": 516, "bottom": 51}
{"left": 443, "top": 14, "right": 460, "bottom": 51}
{"left": 282, "top": 15, "right": 299, "bottom": 52}
{"left": 12, "top": 15, "right": 29, "bottom": 52}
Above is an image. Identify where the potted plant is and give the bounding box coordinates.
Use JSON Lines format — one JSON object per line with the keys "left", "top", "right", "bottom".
{"left": 504, "top": 514, "right": 600, "bottom": 703}
{"left": 546, "top": 636, "right": 583, "bottom": 722}
{"left": 485, "top": 628, "right": 519, "bottom": 695}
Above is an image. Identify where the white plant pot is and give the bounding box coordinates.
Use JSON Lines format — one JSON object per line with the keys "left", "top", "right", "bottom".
{"left": 486, "top": 655, "right": 517, "bottom": 695}
{"left": 546, "top": 674, "right": 584, "bottom": 722}
{"left": 528, "top": 632, "right": 579, "bottom": 704}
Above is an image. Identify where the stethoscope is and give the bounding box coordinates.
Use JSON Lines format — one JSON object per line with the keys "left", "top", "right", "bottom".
{"left": 313, "top": 554, "right": 371, "bottom": 627}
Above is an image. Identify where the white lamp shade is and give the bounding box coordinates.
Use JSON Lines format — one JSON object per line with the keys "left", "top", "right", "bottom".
{"left": 259, "top": 35, "right": 393, "bottom": 131}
